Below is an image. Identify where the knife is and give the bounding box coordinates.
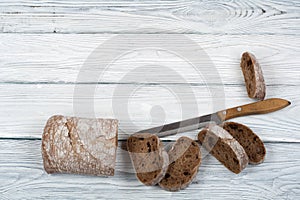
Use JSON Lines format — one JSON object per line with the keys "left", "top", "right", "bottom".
{"left": 136, "top": 98, "right": 291, "bottom": 137}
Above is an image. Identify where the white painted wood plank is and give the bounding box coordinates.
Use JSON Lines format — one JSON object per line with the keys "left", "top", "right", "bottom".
{"left": 0, "top": 0, "right": 299, "bottom": 34}
{"left": 0, "top": 34, "right": 299, "bottom": 85}
{"left": 0, "top": 140, "right": 299, "bottom": 199}
{"left": 0, "top": 84, "right": 298, "bottom": 142}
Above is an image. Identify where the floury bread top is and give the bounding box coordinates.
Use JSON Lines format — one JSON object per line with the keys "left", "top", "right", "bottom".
{"left": 41, "top": 115, "right": 118, "bottom": 176}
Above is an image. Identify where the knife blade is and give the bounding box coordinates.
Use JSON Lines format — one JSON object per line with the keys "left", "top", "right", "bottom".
{"left": 136, "top": 98, "right": 291, "bottom": 137}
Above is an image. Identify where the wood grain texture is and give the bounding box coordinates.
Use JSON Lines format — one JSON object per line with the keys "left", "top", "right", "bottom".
{"left": 0, "top": 84, "right": 298, "bottom": 142}
{"left": 0, "top": 0, "right": 299, "bottom": 34}
{"left": 219, "top": 98, "right": 291, "bottom": 121}
{"left": 0, "top": 0, "right": 299, "bottom": 198}
{"left": 0, "top": 34, "right": 299, "bottom": 85}
{"left": 0, "top": 140, "right": 299, "bottom": 199}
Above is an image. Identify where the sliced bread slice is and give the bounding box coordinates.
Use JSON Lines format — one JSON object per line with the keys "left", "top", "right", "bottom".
{"left": 221, "top": 122, "right": 266, "bottom": 164}
{"left": 241, "top": 52, "right": 266, "bottom": 100}
{"left": 127, "top": 133, "right": 169, "bottom": 186}
{"left": 159, "top": 136, "right": 201, "bottom": 191}
{"left": 198, "top": 125, "right": 248, "bottom": 174}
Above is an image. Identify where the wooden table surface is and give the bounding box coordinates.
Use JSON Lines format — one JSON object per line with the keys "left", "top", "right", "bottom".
{"left": 0, "top": 0, "right": 299, "bottom": 199}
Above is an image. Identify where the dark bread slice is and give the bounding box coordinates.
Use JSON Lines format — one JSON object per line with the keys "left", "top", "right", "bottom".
{"left": 127, "top": 133, "right": 169, "bottom": 186}
{"left": 198, "top": 125, "right": 248, "bottom": 174}
{"left": 241, "top": 52, "right": 266, "bottom": 100}
{"left": 221, "top": 122, "right": 266, "bottom": 164}
{"left": 159, "top": 137, "right": 201, "bottom": 191}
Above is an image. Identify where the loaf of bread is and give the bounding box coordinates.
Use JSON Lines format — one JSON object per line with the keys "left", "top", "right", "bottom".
{"left": 41, "top": 115, "right": 118, "bottom": 176}
{"left": 198, "top": 125, "right": 248, "bottom": 174}
{"left": 127, "top": 133, "right": 169, "bottom": 186}
{"left": 221, "top": 122, "right": 266, "bottom": 164}
{"left": 240, "top": 52, "right": 266, "bottom": 100}
{"left": 159, "top": 137, "right": 201, "bottom": 191}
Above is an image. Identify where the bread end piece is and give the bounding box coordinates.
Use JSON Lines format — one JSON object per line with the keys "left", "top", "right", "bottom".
{"left": 241, "top": 52, "right": 266, "bottom": 100}
{"left": 41, "top": 115, "right": 118, "bottom": 176}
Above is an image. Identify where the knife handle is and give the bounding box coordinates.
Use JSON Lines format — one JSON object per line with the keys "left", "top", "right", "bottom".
{"left": 217, "top": 98, "right": 291, "bottom": 121}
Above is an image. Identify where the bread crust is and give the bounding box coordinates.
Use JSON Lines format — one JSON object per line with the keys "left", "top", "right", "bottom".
{"left": 241, "top": 52, "right": 266, "bottom": 100}
{"left": 198, "top": 125, "right": 248, "bottom": 174}
{"left": 41, "top": 115, "right": 118, "bottom": 176}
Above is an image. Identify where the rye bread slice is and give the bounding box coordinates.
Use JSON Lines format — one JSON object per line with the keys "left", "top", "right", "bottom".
{"left": 241, "top": 52, "right": 266, "bottom": 100}
{"left": 127, "top": 133, "right": 169, "bottom": 186}
{"left": 221, "top": 122, "right": 266, "bottom": 164}
{"left": 198, "top": 125, "right": 248, "bottom": 174}
{"left": 159, "top": 137, "right": 201, "bottom": 191}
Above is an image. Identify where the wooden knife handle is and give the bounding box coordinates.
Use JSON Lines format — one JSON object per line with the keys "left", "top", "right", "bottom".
{"left": 217, "top": 98, "right": 291, "bottom": 121}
